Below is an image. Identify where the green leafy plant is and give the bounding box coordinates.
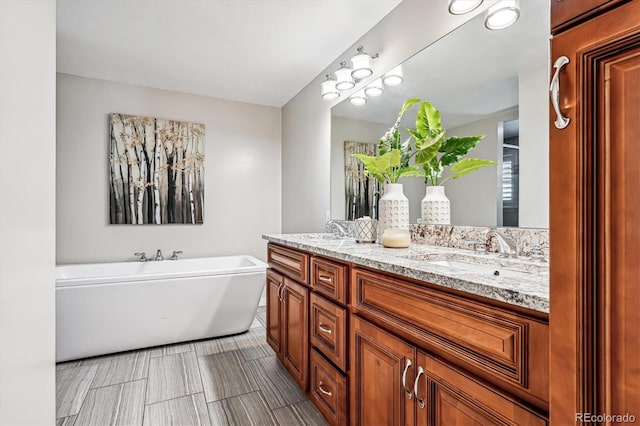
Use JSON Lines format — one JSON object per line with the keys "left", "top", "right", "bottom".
{"left": 352, "top": 98, "right": 424, "bottom": 184}
{"left": 408, "top": 101, "right": 496, "bottom": 186}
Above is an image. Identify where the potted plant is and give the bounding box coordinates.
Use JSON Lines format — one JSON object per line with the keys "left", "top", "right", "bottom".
{"left": 408, "top": 101, "right": 496, "bottom": 225}
{"left": 352, "top": 98, "right": 423, "bottom": 241}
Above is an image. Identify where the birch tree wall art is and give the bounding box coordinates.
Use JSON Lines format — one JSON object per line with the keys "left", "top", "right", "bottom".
{"left": 344, "top": 141, "right": 380, "bottom": 221}
{"left": 109, "top": 113, "right": 205, "bottom": 224}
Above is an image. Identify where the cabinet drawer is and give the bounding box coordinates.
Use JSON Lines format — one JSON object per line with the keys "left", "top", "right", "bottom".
{"left": 351, "top": 268, "right": 549, "bottom": 406}
{"left": 268, "top": 244, "right": 309, "bottom": 284}
{"left": 311, "top": 256, "right": 348, "bottom": 304}
{"left": 310, "top": 293, "right": 347, "bottom": 372}
{"left": 551, "top": 0, "right": 625, "bottom": 32}
{"left": 419, "top": 353, "right": 547, "bottom": 426}
{"left": 309, "top": 349, "right": 347, "bottom": 426}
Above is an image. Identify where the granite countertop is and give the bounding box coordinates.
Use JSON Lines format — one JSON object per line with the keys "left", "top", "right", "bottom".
{"left": 263, "top": 233, "right": 549, "bottom": 314}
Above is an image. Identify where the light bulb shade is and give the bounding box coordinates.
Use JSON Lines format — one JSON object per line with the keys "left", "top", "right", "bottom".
{"left": 351, "top": 52, "right": 373, "bottom": 79}
{"left": 335, "top": 62, "right": 355, "bottom": 91}
{"left": 350, "top": 90, "right": 367, "bottom": 106}
{"left": 485, "top": 0, "right": 520, "bottom": 30}
{"left": 448, "top": 0, "right": 483, "bottom": 15}
{"left": 321, "top": 74, "right": 339, "bottom": 100}
{"left": 383, "top": 65, "right": 404, "bottom": 87}
{"left": 364, "top": 78, "right": 384, "bottom": 97}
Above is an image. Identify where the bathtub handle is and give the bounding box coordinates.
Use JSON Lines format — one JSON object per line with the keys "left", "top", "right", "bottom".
{"left": 317, "top": 382, "right": 333, "bottom": 397}
{"left": 318, "top": 324, "right": 332, "bottom": 335}
{"left": 318, "top": 275, "right": 333, "bottom": 284}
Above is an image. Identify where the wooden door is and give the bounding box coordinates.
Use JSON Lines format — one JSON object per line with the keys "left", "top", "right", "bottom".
{"left": 282, "top": 278, "right": 309, "bottom": 391}
{"left": 350, "top": 315, "right": 415, "bottom": 426}
{"left": 266, "top": 269, "right": 283, "bottom": 357}
{"left": 415, "top": 352, "right": 547, "bottom": 426}
{"left": 549, "top": 1, "right": 640, "bottom": 423}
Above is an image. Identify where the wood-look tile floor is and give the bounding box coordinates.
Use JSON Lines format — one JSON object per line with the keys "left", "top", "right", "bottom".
{"left": 56, "top": 307, "right": 327, "bottom": 426}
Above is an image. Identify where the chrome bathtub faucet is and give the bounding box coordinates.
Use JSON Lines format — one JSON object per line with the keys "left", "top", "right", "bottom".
{"left": 134, "top": 252, "right": 148, "bottom": 262}
{"left": 170, "top": 251, "right": 183, "bottom": 260}
{"left": 155, "top": 249, "right": 164, "bottom": 261}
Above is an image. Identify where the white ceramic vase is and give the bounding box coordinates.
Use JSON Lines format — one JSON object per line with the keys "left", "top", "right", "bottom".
{"left": 377, "top": 183, "right": 409, "bottom": 242}
{"left": 421, "top": 186, "right": 451, "bottom": 225}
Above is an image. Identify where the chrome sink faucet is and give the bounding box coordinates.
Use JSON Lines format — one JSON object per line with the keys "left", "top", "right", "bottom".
{"left": 134, "top": 252, "right": 148, "bottom": 262}
{"left": 482, "top": 228, "right": 517, "bottom": 258}
{"left": 170, "top": 250, "right": 183, "bottom": 260}
{"left": 154, "top": 249, "right": 164, "bottom": 261}
{"left": 326, "top": 220, "right": 350, "bottom": 237}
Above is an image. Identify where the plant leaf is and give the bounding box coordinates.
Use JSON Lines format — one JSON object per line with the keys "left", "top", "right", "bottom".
{"left": 397, "top": 166, "right": 424, "bottom": 179}
{"left": 416, "top": 101, "right": 443, "bottom": 138}
{"left": 398, "top": 98, "right": 422, "bottom": 118}
{"left": 450, "top": 158, "right": 497, "bottom": 180}
{"left": 439, "top": 135, "right": 484, "bottom": 166}
{"left": 415, "top": 131, "right": 445, "bottom": 165}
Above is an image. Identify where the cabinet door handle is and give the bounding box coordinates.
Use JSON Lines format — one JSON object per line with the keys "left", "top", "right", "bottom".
{"left": 318, "top": 274, "right": 333, "bottom": 283}
{"left": 278, "top": 283, "right": 284, "bottom": 303}
{"left": 401, "top": 359, "right": 413, "bottom": 399}
{"left": 318, "top": 324, "right": 332, "bottom": 334}
{"left": 550, "top": 55, "right": 570, "bottom": 129}
{"left": 414, "top": 366, "right": 425, "bottom": 409}
{"left": 318, "top": 382, "right": 333, "bottom": 397}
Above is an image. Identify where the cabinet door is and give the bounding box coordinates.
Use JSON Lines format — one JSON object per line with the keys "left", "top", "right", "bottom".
{"left": 282, "top": 278, "right": 309, "bottom": 391}
{"left": 350, "top": 315, "right": 415, "bottom": 426}
{"left": 266, "top": 269, "right": 283, "bottom": 357}
{"left": 549, "top": 2, "right": 640, "bottom": 423}
{"left": 416, "top": 352, "right": 547, "bottom": 426}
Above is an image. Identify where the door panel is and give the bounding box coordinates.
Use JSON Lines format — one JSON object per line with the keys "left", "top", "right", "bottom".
{"left": 282, "top": 278, "right": 309, "bottom": 391}
{"left": 350, "top": 315, "right": 415, "bottom": 426}
{"left": 266, "top": 269, "right": 283, "bottom": 357}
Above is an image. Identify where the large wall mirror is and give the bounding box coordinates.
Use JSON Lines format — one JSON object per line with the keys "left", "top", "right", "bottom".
{"left": 330, "top": 0, "right": 549, "bottom": 228}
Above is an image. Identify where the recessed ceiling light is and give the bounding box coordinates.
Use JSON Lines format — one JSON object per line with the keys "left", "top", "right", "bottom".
{"left": 448, "top": 0, "right": 483, "bottom": 15}
{"left": 485, "top": 0, "right": 520, "bottom": 30}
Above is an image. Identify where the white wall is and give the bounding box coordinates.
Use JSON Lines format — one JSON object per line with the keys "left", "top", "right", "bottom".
{"left": 281, "top": 0, "right": 499, "bottom": 232}
{"left": 0, "top": 1, "right": 56, "bottom": 424}
{"left": 519, "top": 67, "right": 549, "bottom": 228}
{"left": 445, "top": 109, "right": 518, "bottom": 227}
{"left": 57, "top": 74, "right": 281, "bottom": 264}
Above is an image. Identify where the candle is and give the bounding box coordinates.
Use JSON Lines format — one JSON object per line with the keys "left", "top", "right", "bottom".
{"left": 381, "top": 229, "right": 411, "bottom": 248}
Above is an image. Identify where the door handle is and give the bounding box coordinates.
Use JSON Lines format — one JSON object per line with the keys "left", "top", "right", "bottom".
{"left": 401, "top": 358, "right": 413, "bottom": 399}
{"left": 318, "top": 382, "right": 333, "bottom": 397}
{"left": 414, "top": 366, "right": 425, "bottom": 409}
{"left": 278, "top": 283, "right": 284, "bottom": 303}
{"left": 318, "top": 324, "right": 332, "bottom": 335}
{"left": 550, "top": 55, "right": 570, "bottom": 129}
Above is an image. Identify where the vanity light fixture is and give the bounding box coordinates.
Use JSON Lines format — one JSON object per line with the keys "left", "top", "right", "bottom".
{"left": 321, "top": 73, "right": 340, "bottom": 100}
{"left": 484, "top": 0, "right": 520, "bottom": 30}
{"left": 350, "top": 46, "right": 379, "bottom": 79}
{"left": 335, "top": 61, "right": 356, "bottom": 91}
{"left": 382, "top": 64, "right": 404, "bottom": 87}
{"left": 349, "top": 89, "right": 367, "bottom": 106}
{"left": 447, "top": 0, "right": 483, "bottom": 15}
{"left": 364, "top": 78, "right": 384, "bottom": 97}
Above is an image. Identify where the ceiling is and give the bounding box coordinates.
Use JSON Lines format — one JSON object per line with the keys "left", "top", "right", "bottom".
{"left": 331, "top": 0, "right": 549, "bottom": 129}
{"left": 57, "top": 0, "right": 402, "bottom": 107}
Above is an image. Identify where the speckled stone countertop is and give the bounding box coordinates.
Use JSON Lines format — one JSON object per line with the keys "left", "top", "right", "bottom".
{"left": 263, "top": 233, "right": 549, "bottom": 314}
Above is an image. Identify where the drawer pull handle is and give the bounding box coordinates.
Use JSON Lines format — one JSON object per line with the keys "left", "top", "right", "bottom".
{"left": 401, "top": 359, "right": 413, "bottom": 399}
{"left": 414, "top": 366, "right": 425, "bottom": 409}
{"left": 318, "top": 275, "right": 333, "bottom": 283}
{"left": 318, "top": 382, "right": 333, "bottom": 397}
{"left": 550, "top": 55, "right": 570, "bottom": 129}
{"left": 318, "top": 324, "right": 332, "bottom": 334}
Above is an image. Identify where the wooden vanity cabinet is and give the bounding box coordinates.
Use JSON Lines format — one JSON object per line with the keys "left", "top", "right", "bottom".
{"left": 266, "top": 244, "right": 310, "bottom": 391}
{"left": 550, "top": 1, "right": 640, "bottom": 422}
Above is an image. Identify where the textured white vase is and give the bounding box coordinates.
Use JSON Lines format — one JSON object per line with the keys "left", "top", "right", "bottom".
{"left": 421, "top": 186, "right": 451, "bottom": 225}
{"left": 377, "top": 183, "right": 409, "bottom": 242}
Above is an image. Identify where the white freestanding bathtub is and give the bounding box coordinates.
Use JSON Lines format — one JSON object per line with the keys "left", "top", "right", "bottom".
{"left": 56, "top": 255, "right": 267, "bottom": 362}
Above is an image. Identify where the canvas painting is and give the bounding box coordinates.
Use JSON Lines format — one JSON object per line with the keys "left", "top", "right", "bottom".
{"left": 109, "top": 113, "right": 205, "bottom": 224}
{"left": 344, "top": 140, "right": 380, "bottom": 221}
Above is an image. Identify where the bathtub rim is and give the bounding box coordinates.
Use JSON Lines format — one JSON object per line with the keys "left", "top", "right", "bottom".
{"left": 55, "top": 255, "right": 267, "bottom": 288}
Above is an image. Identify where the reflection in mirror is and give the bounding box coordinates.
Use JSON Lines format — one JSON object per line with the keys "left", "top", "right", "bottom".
{"left": 330, "top": 0, "right": 549, "bottom": 228}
